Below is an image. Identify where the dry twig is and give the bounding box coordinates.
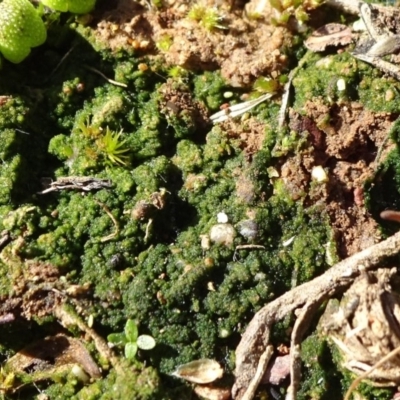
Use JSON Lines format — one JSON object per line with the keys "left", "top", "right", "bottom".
{"left": 344, "top": 344, "right": 400, "bottom": 400}
{"left": 232, "top": 230, "right": 400, "bottom": 399}
{"left": 94, "top": 199, "right": 120, "bottom": 242}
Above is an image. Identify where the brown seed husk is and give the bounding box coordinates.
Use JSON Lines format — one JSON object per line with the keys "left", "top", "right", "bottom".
{"left": 194, "top": 384, "right": 231, "bottom": 400}
{"left": 172, "top": 359, "right": 224, "bottom": 384}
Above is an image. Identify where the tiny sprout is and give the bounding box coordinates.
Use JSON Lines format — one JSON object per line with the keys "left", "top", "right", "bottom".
{"left": 252, "top": 77, "right": 280, "bottom": 95}
{"left": 188, "top": 4, "right": 227, "bottom": 31}
{"left": 156, "top": 35, "right": 173, "bottom": 52}
{"left": 97, "top": 127, "right": 130, "bottom": 166}
{"left": 107, "top": 319, "right": 156, "bottom": 361}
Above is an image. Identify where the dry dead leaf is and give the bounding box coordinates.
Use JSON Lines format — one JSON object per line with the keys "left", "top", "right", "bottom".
{"left": 6, "top": 334, "right": 101, "bottom": 379}
{"left": 305, "top": 23, "right": 355, "bottom": 52}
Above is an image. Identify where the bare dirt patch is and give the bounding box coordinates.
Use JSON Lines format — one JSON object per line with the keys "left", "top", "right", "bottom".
{"left": 94, "top": 0, "right": 289, "bottom": 87}
{"left": 287, "top": 99, "right": 397, "bottom": 257}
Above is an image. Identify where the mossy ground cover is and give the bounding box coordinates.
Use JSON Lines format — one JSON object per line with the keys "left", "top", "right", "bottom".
{"left": 0, "top": 1, "right": 400, "bottom": 399}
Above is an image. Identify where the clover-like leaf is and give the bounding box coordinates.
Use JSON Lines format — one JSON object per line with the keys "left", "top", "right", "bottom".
{"left": 124, "top": 319, "right": 138, "bottom": 343}
{"left": 40, "top": 0, "right": 96, "bottom": 14}
{"left": 124, "top": 342, "right": 138, "bottom": 361}
{"left": 107, "top": 332, "right": 127, "bottom": 346}
{"left": 0, "top": 0, "right": 47, "bottom": 63}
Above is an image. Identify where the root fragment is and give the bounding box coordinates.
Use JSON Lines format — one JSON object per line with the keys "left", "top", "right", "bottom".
{"left": 232, "top": 230, "right": 400, "bottom": 399}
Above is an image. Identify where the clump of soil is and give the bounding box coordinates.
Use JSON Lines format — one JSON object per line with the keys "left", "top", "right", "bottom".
{"left": 94, "top": 0, "right": 289, "bottom": 87}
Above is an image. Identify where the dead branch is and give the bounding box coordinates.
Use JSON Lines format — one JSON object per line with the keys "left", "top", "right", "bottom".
{"left": 232, "top": 230, "right": 400, "bottom": 399}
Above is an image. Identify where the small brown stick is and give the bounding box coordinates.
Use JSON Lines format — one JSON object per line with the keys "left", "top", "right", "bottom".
{"left": 344, "top": 344, "right": 400, "bottom": 400}
{"left": 233, "top": 245, "right": 265, "bottom": 261}
{"left": 241, "top": 346, "right": 274, "bottom": 400}
{"left": 233, "top": 230, "right": 400, "bottom": 399}
{"left": 287, "top": 300, "right": 323, "bottom": 400}
{"left": 380, "top": 209, "right": 400, "bottom": 223}
{"left": 94, "top": 200, "right": 120, "bottom": 242}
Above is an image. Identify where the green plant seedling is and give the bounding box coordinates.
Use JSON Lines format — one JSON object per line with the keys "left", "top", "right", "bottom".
{"left": 97, "top": 127, "right": 131, "bottom": 166}
{"left": 0, "top": 0, "right": 47, "bottom": 63}
{"left": 107, "top": 320, "right": 156, "bottom": 361}
{"left": 188, "top": 4, "right": 227, "bottom": 31}
{"left": 40, "top": 0, "right": 97, "bottom": 14}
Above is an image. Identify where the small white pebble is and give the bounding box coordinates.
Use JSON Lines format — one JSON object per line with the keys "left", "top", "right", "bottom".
{"left": 72, "top": 365, "right": 90, "bottom": 383}
{"left": 200, "top": 234, "right": 211, "bottom": 250}
{"left": 385, "top": 89, "right": 395, "bottom": 102}
{"left": 207, "top": 281, "right": 216, "bottom": 291}
{"left": 219, "top": 328, "right": 230, "bottom": 338}
{"left": 311, "top": 166, "right": 328, "bottom": 182}
{"left": 336, "top": 78, "right": 346, "bottom": 92}
{"left": 237, "top": 220, "right": 258, "bottom": 240}
{"left": 217, "top": 212, "right": 229, "bottom": 223}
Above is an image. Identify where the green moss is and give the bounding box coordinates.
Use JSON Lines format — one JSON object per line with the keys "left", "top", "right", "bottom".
{"left": 298, "top": 333, "right": 342, "bottom": 399}
{"left": 365, "top": 118, "right": 400, "bottom": 233}
{"left": 358, "top": 74, "right": 400, "bottom": 112}
{"left": 292, "top": 52, "right": 360, "bottom": 110}
{"left": 0, "top": 4, "right": 360, "bottom": 398}
{"left": 173, "top": 140, "right": 203, "bottom": 174}
{"left": 193, "top": 71, "right": 228, "bottom": 110}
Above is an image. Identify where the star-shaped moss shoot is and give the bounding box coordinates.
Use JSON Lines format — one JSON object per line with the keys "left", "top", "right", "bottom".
{"left": 0, "top": 0, "right": 46, "bottom": 64}
{"left": 40, "top": 0, "right": 96, "bottom": 14}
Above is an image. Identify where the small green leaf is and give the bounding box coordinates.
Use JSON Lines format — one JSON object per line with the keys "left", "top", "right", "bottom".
{"left": 124, "top": 342, "right": 138, "bottom": 360}
{"left": 107, "top": 333, "right": 127, "bottom": 346}
{"left": 137, "top": 335, "right": 156, "bottom": 350}
{"left": 124, "top": 320, "right": 138, "bottom": 342}
{"left": 40, "top": 0, "right": 96, "bottom": 14}
{"left": 0, "top": 0, "right": 47, "bottom": 63}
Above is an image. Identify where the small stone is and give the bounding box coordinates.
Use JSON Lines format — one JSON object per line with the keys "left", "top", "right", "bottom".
{"left": 336, "top": 78, "right": 346, "bottom": 91}
{"left": 385, "top": 89, "right": 395, "bottom": 102}
{"left": 217, "top": 212, "right": 229, "bottom": 223}
{"left": 209, "top": 224, "right": 235, "bottom": 246}
{"left": 237, "top": 220, "right": 258, "bottom": 241}
{"left": 311, "top": 166, "right": 328, "bottom": 182}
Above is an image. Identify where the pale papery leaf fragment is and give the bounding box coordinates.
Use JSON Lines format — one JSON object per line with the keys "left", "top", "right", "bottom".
{"left": 305, "top": 23, "right": 355, "bottom": 52}
{"left": 172, "top": 359, "right": 224, "bottom": 384}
